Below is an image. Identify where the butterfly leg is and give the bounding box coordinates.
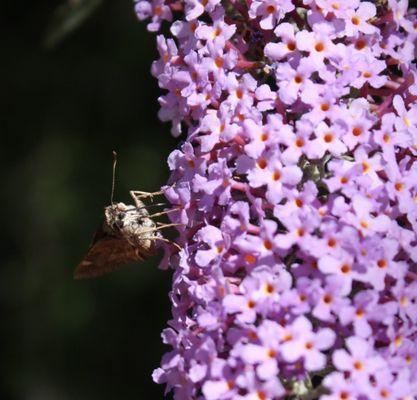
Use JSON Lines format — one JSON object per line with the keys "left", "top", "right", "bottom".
{"left": 130, "top": 190, "right": 164, "bottom": 204}
{"left": 145, "top": 236, "right": 182, "bottom": 251}
{"left": 140, "top": 223, "right": 182, "bottom": 233}
{"left": 147, "top": 207, "right": 180, "bottom": 219}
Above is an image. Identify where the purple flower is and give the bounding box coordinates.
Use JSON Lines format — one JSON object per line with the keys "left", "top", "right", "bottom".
{"left": 295, "top": 22, "right": 337, "bottom": 69}
{"left": 310, "top": 121, "right": 347, "bottom": 158}
{"left": 275, "top": 59, "right": 318, "bottom": 105}
{"left": 264, "top": 22, "right": 298, "bottom": 61}
{"left": 393, "top": 94, "right": 417, "bottom": 137}
{"left": 312, "top": 275, "right": 350, "bottom": 322}
{"left": 184, "top": 0, "right": 221, "bottom": 21}
{"left": 248, "top": 0, "right": 295, "bottom": 30}
{"left": 199, "top": 109, "right": 239, "bottom": 152}
{"left": 280, "top": 316, "right": 336, "bottom": 371}
{"left": 351, "top": 56, "right": 387, "bottom": 89}
{"left": 238, "top": 321, "right": 283, "bottom": 380}
{"left": 344, "top": 2, "right": 377, "bottom": 37}
{"left": 338, "top": 290, "right": 378, "bottom": 338}
{"left": 315, "top": 0, "right": 359, "bottom": 18}
{"left": 194, "top": 225, "right": 228, "bottom": 267}
{"left": 363, "top": 368, "right": 413, "bottom": 399}
{"left": 333, "top": 336, "right": 385, "bottom": 382}
{"left": 135, "top": 0, "right": 172, "bottom": 31}
{"left": 322, "top": 372, "right": 359, "bottom": 400}
{"left": 238, "top": 150, "right": 302, "bottom": 204}
{"left": 136, "top": 0, "right": 417, "bottom": 398}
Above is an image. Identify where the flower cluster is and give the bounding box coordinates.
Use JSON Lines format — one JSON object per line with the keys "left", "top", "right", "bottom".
{"left": 136, "top": 0, "right": 417, "bottom": 398}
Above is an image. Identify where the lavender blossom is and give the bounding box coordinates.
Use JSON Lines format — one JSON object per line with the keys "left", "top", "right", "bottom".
{"left": 135, "top": 0, "right": 417, "bottom": 398}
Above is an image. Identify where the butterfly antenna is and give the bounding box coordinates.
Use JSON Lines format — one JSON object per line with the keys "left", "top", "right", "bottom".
{"left": 111, "top": 150, "right": 117, "bottom": 204}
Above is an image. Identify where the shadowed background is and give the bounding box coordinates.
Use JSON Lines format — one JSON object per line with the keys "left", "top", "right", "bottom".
{"left": 1, "top": 1, "right": 177, "bottom": 398}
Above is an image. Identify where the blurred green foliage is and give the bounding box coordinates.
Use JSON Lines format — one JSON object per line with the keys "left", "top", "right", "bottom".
{"left": 1, "top": 1, "right": 177, "bottom": 398}
{"left": 43, "top": 0, "right": 105, "bottom": 49}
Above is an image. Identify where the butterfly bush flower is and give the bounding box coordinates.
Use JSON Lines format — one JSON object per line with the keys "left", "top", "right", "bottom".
{"left": 136, "top": 0, "right": 417, "bottom": 398}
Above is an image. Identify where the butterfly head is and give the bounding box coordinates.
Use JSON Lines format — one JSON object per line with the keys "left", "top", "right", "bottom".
{"left": 105, "top": 203, "right": 136, "bottom": 230}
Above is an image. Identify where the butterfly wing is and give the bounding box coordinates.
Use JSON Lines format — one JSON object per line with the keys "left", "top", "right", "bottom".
{"left": 74, "top": 229, "right": 145, "bottom": 279}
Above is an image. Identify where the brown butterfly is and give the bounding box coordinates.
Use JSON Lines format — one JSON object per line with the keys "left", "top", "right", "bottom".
{"left": 74, "top": 153, "right": 178, "bottom": 279}
{"left": 74, "top": 198, "right": 157, "bottom": 279}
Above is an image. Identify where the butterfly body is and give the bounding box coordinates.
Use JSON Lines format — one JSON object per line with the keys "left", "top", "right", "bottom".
{"left": 74, "top": 200, "right": 160, "bottom": 279}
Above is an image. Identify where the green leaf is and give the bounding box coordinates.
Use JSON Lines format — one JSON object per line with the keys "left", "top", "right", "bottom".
{"left": 43, "top": 0, "right": 104, "bottom": 49}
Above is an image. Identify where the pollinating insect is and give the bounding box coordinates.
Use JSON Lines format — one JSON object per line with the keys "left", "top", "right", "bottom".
{"left": 74, "top": 152, "right": 178, "bottom": 279}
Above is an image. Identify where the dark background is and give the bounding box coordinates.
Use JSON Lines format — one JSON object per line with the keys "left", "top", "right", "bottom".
{"left": 1, "top": 1, "right": 177, "bottom": 398}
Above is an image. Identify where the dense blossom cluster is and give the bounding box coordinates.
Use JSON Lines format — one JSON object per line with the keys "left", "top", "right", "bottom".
{"left": 136, "top": 0, "right": 417, "bottom": 398}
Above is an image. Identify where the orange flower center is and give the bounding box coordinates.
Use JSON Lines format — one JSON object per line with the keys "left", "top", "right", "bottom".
{"left": 360, "top": 220, "right": 369, "bottom": 229}
{"left": 248, "top": 330, "right": 258, "bottom": 340}
{"left": 324, "top": 133, "right": 334, "bottom": 143}
{"left": 328, "top": 238, "right": 337, "bottom": 247}
{"left": 267, "top": 348, "right": 276, "bottom": 358}
{"left": 351, "top": 16, "right": 360, "bottom": 25}
{"left": 305, "top": 341, "right": 314, "bottom": 350}
{"left": 353, "top": 361, "right": 363, "bottom": 370}
{"left": 355, "top": 39, "right": 366, "bottom": 50}
{"left": 294, "top": 75, "right": 303, "bottom": 84}
{"left": 296, "top": 228, "right": 305, "bottom": 237}
{"left": 266, "top": 5, "right": 275, "bottom": 14}
{"left": 340, "top": 391, "right": 349, "bottom": 400}
{"left": 362, "top": 162, "right": 370, "bottom": 173}
{"left": 273, "top": 170, "right": 281, "bottom": 181}
{"left": 287, "top": 41, "right": 296, "bottom": 51}
{"left": 257, "top": 391, "right": 267, "bottom": 400}
{"left": 247, "top": 300, "right": 256, "bottom": 309}
{"left": 395, "top": 182, "right": 404, "bottom": 192}
{"left": 394, "top": 335, "right": 402, "bottom": 346}
{"left": 323, "top": 294, "right": 332, "bottom": 304}
{"left": 341, "top": 263, "right": 351, "bottom": 274}
{"left": 295, "top": 137, "right": 305, "bottom": 147}
{"left": 257, "top": 158, "right": 267, "bottom": 169}
{"left": 265, "top": 283, "right": 274, "bottom": 294}
{"left": 245, "top": 254, "right": 256, "bottom": 264}
{"left": 215, "top": 57, "right": 224, "bottom": 68}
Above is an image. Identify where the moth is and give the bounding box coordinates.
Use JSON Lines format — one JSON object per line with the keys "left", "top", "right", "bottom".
{"left": 74, "top": 153, "right": 177, "bottom": 279}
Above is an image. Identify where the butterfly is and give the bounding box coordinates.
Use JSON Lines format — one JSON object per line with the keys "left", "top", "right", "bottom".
{"left": 74, "top": 196, "right": 163, "bottom": 279}
{"left": 74, "top": 152, "right": 178, "bottom": 279}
